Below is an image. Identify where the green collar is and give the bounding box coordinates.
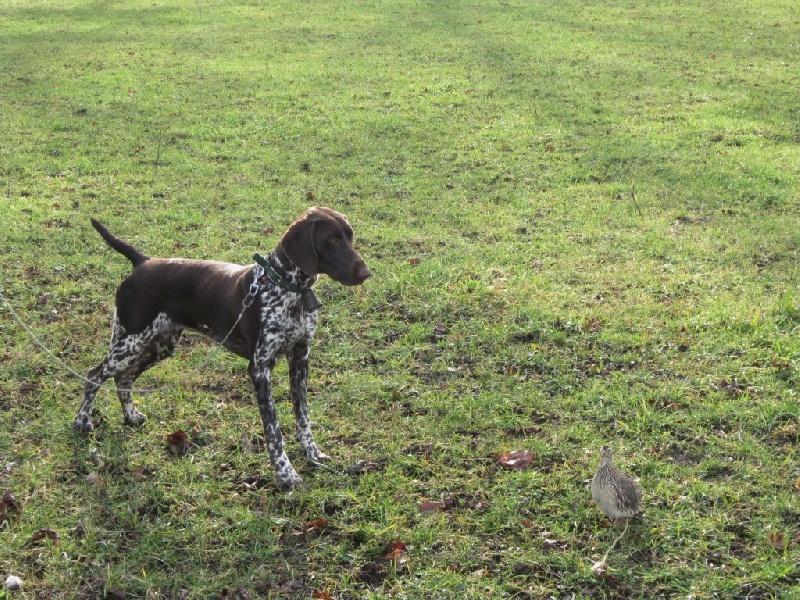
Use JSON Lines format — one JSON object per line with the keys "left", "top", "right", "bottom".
{"left": 252, "top": 253, "right": 322, "bottom": 312}
{"left": 253, "top": 252, "right": 306, "bottom": 294}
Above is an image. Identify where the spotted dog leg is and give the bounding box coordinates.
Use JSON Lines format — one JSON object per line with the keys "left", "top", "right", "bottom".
{"left": 250, "top": 354, "right": 303, "bottom": 490}
{"left": 73, "top": 360, "right": 111, "bottom": 434}
{"left": 73, "top": 313, "right": 174, "bottom": 434}
{"left": 114, "top": 330, "right": 184, "bottom": 426}
{"left": 289, "top": 345, "right": 330, "bottom": 465}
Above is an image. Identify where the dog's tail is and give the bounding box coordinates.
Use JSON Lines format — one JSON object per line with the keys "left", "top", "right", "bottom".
{"left": 90, "top": 217, "right": 149, "bottom": 267}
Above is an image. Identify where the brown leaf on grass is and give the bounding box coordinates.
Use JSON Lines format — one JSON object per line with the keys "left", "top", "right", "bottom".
{"left": 0, "top": 492, "right": 20, "bottom": 525}
{"left": 494, "top": 449, "right": 536, "bottom": 470}
{"left": 420, "top": 500, "right": 445, "bottom": 513}
{"left": 768, "top": 532, "right": 791, "bottom": 550}
{"left": 31, "top": 528, "right": 60, "bottom": 545}
{"left": 408, "top": 257, "right": 421, "bottom": 266}
{"left": 2, "top": 492, "right": 20, "bottom": 511}
{"left": 385, "top": 546, "right": 409, "bottom": 568}
{"left": 420, "top": 496, "right": 459, "bottom": 513}
{"left": 311, "top": 591, "right": 335, "bottom": 600}
{"left": 166, "top": 430, "right": 189, "bottom": 456}
{"left": 293, "top": 518, "right": 329, "bottom": 536}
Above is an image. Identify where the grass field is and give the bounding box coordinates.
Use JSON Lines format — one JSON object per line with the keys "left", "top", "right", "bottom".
{"left": 1, "top": 0, "right": 799, "bottom": 597}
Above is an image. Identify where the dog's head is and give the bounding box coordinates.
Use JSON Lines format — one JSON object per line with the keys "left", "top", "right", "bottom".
{"left": 279, "top": 206, "right": 372, "bottom": 286}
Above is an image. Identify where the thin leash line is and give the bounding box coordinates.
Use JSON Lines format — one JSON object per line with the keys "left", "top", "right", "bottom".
{"left": 0, "top": 265, "right": 263, "bottom": 395}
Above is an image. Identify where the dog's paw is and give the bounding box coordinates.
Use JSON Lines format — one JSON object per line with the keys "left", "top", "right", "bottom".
{"left": 303, "top": 445, "right": 332, "bottom": 465}
{"left": 310, "top": 452, "right": 332, "bottom": 466}
{"left": 276, "top": 470, "right": 303, "bottom": 491}
{"left": 72, "top": 415, "right": 95, "bottom": 435}
{"left": 124, "top": 410, "right": 147, "bottom": 427}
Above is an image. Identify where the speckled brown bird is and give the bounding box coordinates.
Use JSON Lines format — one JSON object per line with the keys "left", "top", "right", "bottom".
{"left": 591, "top": 445, "right": 642, "bottom": 524}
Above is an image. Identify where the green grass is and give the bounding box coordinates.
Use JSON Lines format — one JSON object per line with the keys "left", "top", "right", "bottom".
{"left": 1, "top": 0, "right": 799, "bottom": 597}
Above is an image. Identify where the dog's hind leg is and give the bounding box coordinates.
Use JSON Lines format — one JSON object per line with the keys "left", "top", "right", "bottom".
{"left": 73, "top": 313, "right": 175, "bottom": 434}
{"left": 114, "top": 329, "right": 183, "bottom": 426}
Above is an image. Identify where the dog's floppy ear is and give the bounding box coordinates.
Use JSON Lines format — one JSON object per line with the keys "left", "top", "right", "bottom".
{"left": 279, "top": 215, "right": 319, "bottom": 277}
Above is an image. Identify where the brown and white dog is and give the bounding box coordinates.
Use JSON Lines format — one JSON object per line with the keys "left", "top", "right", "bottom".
{"left": 74, "top": 207, "right": 371, "bottom": 489}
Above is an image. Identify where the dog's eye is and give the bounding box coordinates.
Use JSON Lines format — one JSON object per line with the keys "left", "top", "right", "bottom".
{"left": 329, "top": 236, "right": 341, "bottom": 245}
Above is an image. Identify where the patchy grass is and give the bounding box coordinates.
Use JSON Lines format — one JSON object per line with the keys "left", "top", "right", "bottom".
{"left": 1, "top": 0, "right": 799, "bottom": 598}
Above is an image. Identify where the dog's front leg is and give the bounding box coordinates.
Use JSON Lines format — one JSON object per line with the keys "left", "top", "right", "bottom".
{"left": 249, "top": 357, "right": 303, "bottom": 490}
{"left": 289, "top": 344, "right": 331, "bottom": 465}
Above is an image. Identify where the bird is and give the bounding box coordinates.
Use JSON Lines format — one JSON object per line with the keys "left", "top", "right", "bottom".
{"left": 591, "top": 445, "right": 642, "bottom": 524}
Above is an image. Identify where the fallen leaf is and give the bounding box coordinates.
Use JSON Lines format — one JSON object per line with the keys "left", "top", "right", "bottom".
{"left": 420, "top": 500, "right": 445, "bottom": 513}
{"left": 167, "top": 430, "right": 189, "bottom": 456}
{"left": 494, "top": 449, "right": 536, "bottom": 470}
{"left": 385, "top": 547, "right": 408, "bottom": 567}
{"left": 311, "top": 591, "right": 335, "bottom": 600}
{"left": 409, "top": 257, "right": 421, "bottom": 266}
{"left": 31, "top": 528, "right": 60, "bottom": 545}
{"left": 768, "top": 532, "right": 790, "bottom": 550}
{"left": 388, "top": 541, "right": 408, "bottom": 551}
{"left": 304, "top": 518, "right": 329, "bottom": 532}
{"left": 2, "top": 492, "right": 20, "bottom": 510}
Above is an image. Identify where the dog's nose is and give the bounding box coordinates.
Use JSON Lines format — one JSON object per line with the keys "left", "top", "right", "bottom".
{"left": 356, "top": 264, "right": 372, "bottom": 283}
